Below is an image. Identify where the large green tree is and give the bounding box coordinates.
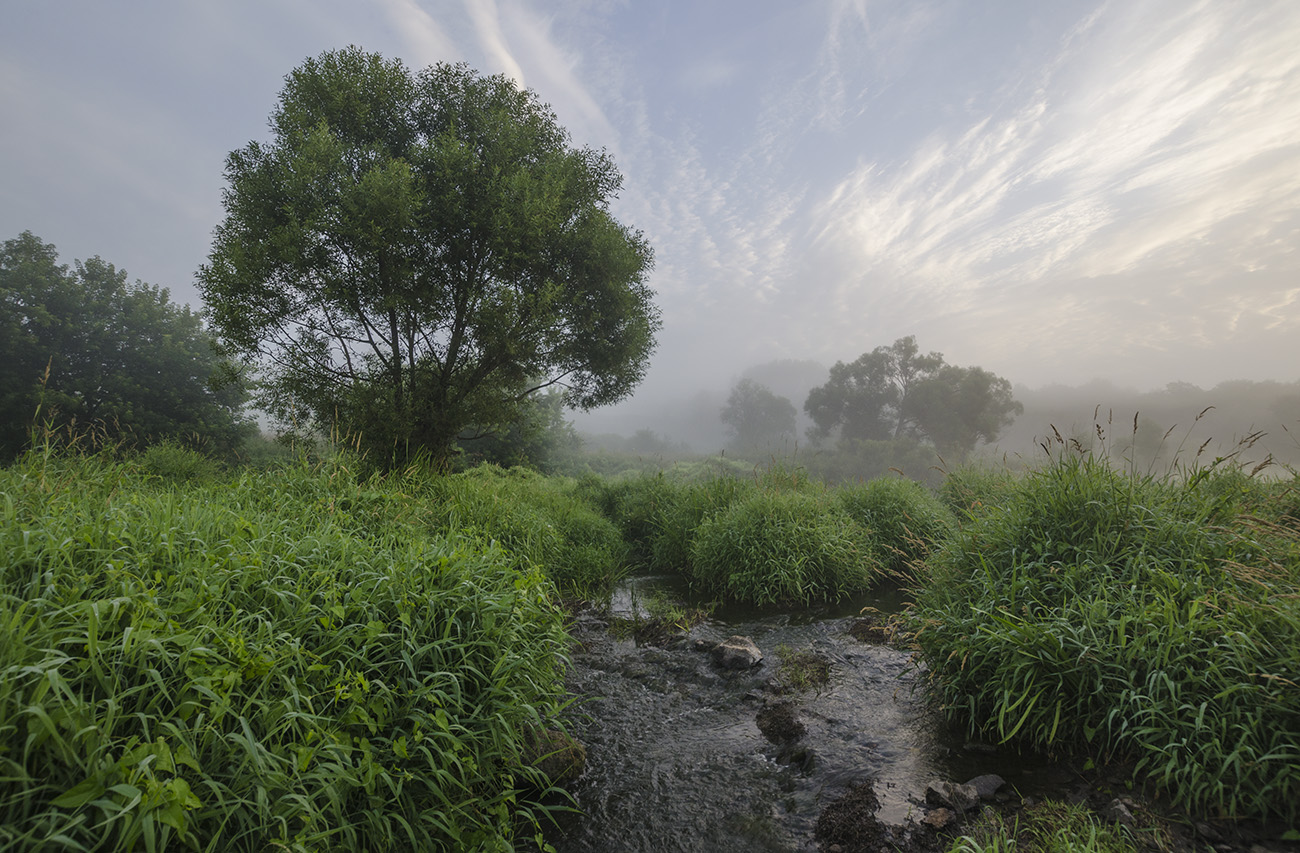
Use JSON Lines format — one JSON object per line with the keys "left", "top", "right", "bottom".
{"left": 805, "top": 336, "right": 1021, "bottom": 459}
{"left": 720, "top": 378, "right": 797, "bottom": 453}
{"left": 199, "top": 48, "right": 659, "bottom": 463}
{"left": 0, "top": 231, "right": 250, "bottom": 461}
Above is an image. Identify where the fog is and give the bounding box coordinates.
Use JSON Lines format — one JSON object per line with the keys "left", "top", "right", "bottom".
{"left": 2, "top": 2, "right": 1298, "bottom": 460}
{"left": 572, "top": 366, "right": 1300, "bottom": 476}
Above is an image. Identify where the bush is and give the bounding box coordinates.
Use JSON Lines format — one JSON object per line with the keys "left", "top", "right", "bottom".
{"left": 689, "top": 489, "right": 881, "bottom": 605}
{"left": 911, "top": 453, "right": 1300, "bottom": 821}
{"left": 0, "top": 454, "right": 572, "bottom": 851}
{"left": 138, "top": 441, "right": 223, "bottom": 484}
{"left": 835, "top": 477, "right": 954, "bottom": 577}
{"left": 576, "top": 472, "right": 682, "bottom": 565}
{"left": 649, "top": 474, "right": 754, "bottom": 574}
{"left": 424, "top": 464, "right": 628, "bottom": 595}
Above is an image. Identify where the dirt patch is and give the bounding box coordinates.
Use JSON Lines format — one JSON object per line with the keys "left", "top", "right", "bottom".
{"left": 815, "top": 781, "right": 890, "bottom": 853}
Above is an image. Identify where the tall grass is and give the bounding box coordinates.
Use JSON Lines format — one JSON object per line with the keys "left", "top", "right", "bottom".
{"left": 0, "top": 451, "right": 574, "bottom": 851}
{"left": 418, "top": 464, "right": 629, "bottom": 595}
{"left": 689, "top": 486, "right": 882, "bottom": 606}
{"left": 911, "top": 452, "right": 1300, "bottom": 821}
{"left": 835, "top": 476, "right": 955, "bottom": 578}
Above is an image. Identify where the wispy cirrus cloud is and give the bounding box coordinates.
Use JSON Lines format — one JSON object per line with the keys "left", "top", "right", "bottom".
{"left": 799, "top": 0, "right": 1300, "bottom": 381}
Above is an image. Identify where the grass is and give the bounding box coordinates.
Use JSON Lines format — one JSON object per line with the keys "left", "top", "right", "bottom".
{"left": 910, "top": 451, "right": 1300, "bottom": 822}
{"left": 946, "top": 800, "right": 1136, "bottom": 853}
{"left": 835, "top": 476, "right": 955, "bottom": 578}
{"left": 419, "top": 463, "right": 630, "bottom": 596}
{"left": 774, "top": 644, "right": 831, "bottom": 691}
{"left": 689, "top": 487, "right": 882, "bottom": 605}
{"left": 0, "top": 450, "right": 577, "bottom": 851}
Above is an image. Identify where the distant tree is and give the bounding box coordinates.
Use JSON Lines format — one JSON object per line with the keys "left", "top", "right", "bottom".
{"left": 720, "top": 379, "right": 797, "bottom": 452}
{"left": 804, "top": 336, "right": 1020, "bottom": 459}
{"left": 198, "top": 48, "right": 659, "bottom": 465}
{"left": 740, "top": 359, "right": 827, "bottom": 427}
{"left": 906, "top": 364, "right": 1023, "bottom": 458}
{"left": 0, "top": 231, "right": 250, "bottom": 461}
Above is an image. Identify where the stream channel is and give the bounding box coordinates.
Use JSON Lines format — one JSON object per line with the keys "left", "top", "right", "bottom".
{"left": 548, "top": 573, "right": 1077, "bottom": 853}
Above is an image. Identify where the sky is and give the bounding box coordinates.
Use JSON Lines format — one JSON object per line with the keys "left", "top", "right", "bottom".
{"left": 3, "top": 0, "right": 1298, "bottom": 436}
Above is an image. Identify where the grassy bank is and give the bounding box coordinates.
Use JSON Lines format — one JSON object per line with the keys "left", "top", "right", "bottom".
{"left": 580, "top": 465, "right": 955, "bottom": 605}
{"left": 910, "top": 453, "right": 1300, "bottom": 822}
{"left": 0, "top": 450, "right": 585, "bottom": 851}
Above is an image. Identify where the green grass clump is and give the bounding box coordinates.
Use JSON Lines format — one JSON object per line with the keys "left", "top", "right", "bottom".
{"left": 835, "top": 477, "right": 955, "bottom": 577}
{"left": 138, "top": 442, "right": 223, "bottom": 485}
{"left": 0, "top": 453, "right": 573, "bottom": 851}
{"left": 648, "top": 474, "right": 754, "bottom": 574}
{"left": 937, "top": 463, "right": 1019, "bottom": 521}
{"left": 947, "top": 799, "right": 1136, "bottom": 853}
{"left": 575, "top": 472, "right": 683, "bottom": 565}
{"left": 911, "top": 453, "right": 1300, "bottom": 821}
{"left": 422, "top": 464, "right": 629, "bottom": 595}
{"left": 689, "top": 489, "right": 881, "bottom": 605}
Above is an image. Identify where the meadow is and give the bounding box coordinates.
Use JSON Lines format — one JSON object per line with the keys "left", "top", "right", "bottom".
{"left": 1, "top": 438, "right": 1297, "bottom": 850}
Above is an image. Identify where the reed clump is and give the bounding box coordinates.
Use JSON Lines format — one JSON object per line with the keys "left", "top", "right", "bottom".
{"left": 911, "top": 452, "right": 1300, "bottom": 822}
{"left": 689, "top": 486, "right": 882, "bottom": 605}
{"left": 0, "top": 451, "right": 575, "bottom": 851}
{"left": 835, "top": 476, "right": 955, "bottom": 578}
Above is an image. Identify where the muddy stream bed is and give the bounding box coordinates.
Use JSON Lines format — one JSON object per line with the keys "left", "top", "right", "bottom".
{"left": 546, "top": 574, "right": 1087, "bottom": 852}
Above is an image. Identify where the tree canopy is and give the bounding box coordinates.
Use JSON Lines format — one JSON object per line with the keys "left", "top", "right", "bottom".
{"left": 720, "top": 378, "right": 797, "bottom": 453}
{"left": 198, "top": 48, "right": 659, "bottom": 463}
{"left": 805, "top": 336, "right": 1021, "bottom": 459}
{"left": 0, "top": 231, "right": 250, "bottom": 461}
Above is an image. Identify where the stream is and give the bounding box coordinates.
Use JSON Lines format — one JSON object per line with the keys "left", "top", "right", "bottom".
{"left": 548, "top": 573, "right": 1076, "bottom": 852}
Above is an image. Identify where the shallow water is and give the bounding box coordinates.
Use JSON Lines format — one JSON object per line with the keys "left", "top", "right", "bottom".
{"left": 550, "top": 574, "right": 1073, "bottom": 852}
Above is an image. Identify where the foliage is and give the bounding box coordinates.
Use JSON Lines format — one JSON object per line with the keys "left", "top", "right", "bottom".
{"left": 138, "top": 441, "right": 224, "bottom": 485}
{"left": 835, "top": 476, "right": 955, "bottom": 577}
{"left": 720, "top": 378, "right": 797, "bottom": 454}
{"left": 200, "top": 48, "right": 659, "bottom": 466}
{"left": 0, "top": 231, "right": 250, "bottom": 462}
{"left": 576, "top": 472, "right": 683, "bottom": 564}
{"left": 0, "top": 452, "right": 573, "bottom": 851}
{"left": 947, "top": 799, "right": 1136, "bottom": 853}
{"left": 910, "top": 453, "right": 1300, "bottom": 821}
{"left": 456, "top": 388, "right": 582, "bottom": 473}
{"left": 805, "top": 336, "right": 1021, "bottom": 459}
{"left": 938, "top": 463, "right": 1021, "bottom": 521}
{"left": 689, "top": 488, "right": 882, "bottom": 605}
{"left": 649, "top": 473, "right": 754, "bottom": 574}
{"left": 421, "top": 464, "right": 629, "bottom": 595}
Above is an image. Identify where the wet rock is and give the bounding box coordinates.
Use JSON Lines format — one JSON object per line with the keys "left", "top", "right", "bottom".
{"left": 1102, "top": 797, "right": 1136, "bottom": 829}
{"left": 776, "top": 743, "right": 816, "bottom": 773}
{"left": 816, "top": 781, "right": 887, "bottom": 853}
{"left": 926, "top": 779, "right": 981, "bottom": 813}
{"left": 713, "top": 635, "right": 763, "bottom": 669}
{"left": 757, "top": 700, "right": 806, "bottom": 744}
{"left": 921, "top": 807, "right": 957, "bottom": 830}
{"left": 965, "top": 773, "right": 1006, "bottom": 801}
{"left": 521, "top": 727, "right": 586, "bottom": 786}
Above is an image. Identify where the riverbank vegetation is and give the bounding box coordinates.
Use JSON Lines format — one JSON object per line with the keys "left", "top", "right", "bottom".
{"left": 911, "top": 452, "right": 1300, "bottom": 824}
{"left": 2, "top": 428, "right": 1297, "bottom": 847}
{"left": 0, "top": 448, "right": 579, "bottom": 851}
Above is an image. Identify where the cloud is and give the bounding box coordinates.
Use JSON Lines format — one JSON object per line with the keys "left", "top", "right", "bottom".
{"left": 802, "top": 0, "right": 1300, "bottom": 379}
{"left": 376, "top": 0, "right": 461, "bottom": 66}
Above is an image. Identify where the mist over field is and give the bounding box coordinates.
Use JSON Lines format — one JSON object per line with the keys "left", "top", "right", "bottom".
{"left": 3, "top": 1, "right": 1298, "bottom": 446}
